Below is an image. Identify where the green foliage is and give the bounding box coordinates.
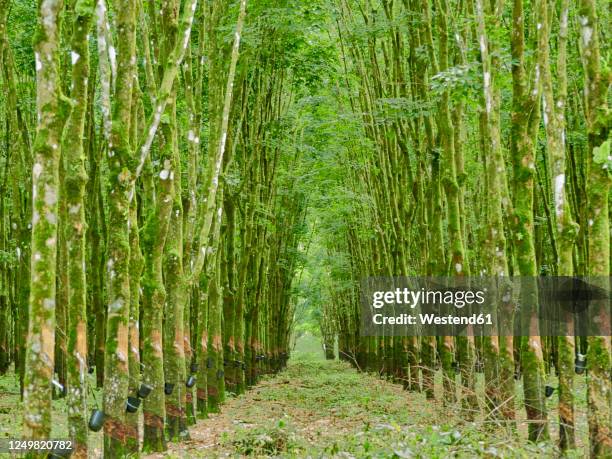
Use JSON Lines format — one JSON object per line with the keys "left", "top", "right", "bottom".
{"left": 231, "top": 420, "right": 298, "bottom": 456}
{"left": 592, "top": 138, "right": 610, "bottom": 168}
{"left": 430, "top": 62, "right": 482, "bottom": 103}
{"left": 0, "top": 249, "right": 17, "bottom": 267}
{"left": 7, "top": 0, "right": 36, "bottom": 73}
{"left": 74, "top": 0, "right": 94, "bottom": 17}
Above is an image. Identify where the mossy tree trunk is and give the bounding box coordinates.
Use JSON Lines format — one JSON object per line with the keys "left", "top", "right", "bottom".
{"left": 102, "top": 0, "right": 136, "bottom": 453}
{"left": 163, "top": 90, "right": 189, "bottom": 439}
{"left": 196, "top": 277, "right": 209, "bottom": 418}
{"left": 62, "top": 0, "right": 93, "bottom": 455}
{"left": 475, "top": 0, "right": 515, "bottom": 425}
{"left": 126, "top": 188, "right": 143, "bottom": 453}
{"left": 206, "top": 206, "right": 224, "bottom": 412}
{"left": 578, "top": 0, "right": 612, "bottom": 456}
{"left": 22, "top": 0, "right": 64, "bottom": 451}
{"left": 540, "top": 0, "right": 577, "bottom": 449}
{"left": 140, "top": 136, "right": 174, "bottom": 454}
{"left": 510, "top": 0, "right": 548, "bottom": 442}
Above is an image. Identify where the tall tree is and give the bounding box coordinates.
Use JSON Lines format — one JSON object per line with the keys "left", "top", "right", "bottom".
{"left": 22, "top": 0, "right": 64, "bottom": 451}
{"left": 510, "top": 0, "right": 548, "bottom": 441}
{"left": 539, "top": 0, "right": 577, "bottom": 449}
{"left": 63, "top": 0, "right": 94, "bottom": 455}
{"left": 475, "top": 0, "right": 515, "bottom": 424}
{"left": 578, "top": 0, "right": 612, "bottom": 456}
{"left": 101, "top": 0, "right": 137, "bottom": 452}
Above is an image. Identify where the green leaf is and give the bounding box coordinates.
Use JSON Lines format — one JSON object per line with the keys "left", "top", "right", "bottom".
{"left": 75, "top": 0, "right": 94, "bottom": 17}
{"left": 592, "top": 139, "right": 610, "bottom": 165}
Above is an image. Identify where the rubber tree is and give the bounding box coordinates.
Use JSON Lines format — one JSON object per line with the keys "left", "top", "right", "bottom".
{"left": 141, "top": 152, "right": 174, "bottom": 451}
{"left": 540, "top": 0, "right": 577, "bottom": 449}
{"left": 0, "top": 0, "right": 11, "bottom": 379}
{"left": 62, "top": 0, "right": 94, "bottom": 455}
{"left": 158, "top": 0, "right": 189, "bottom": 440}
{"left": 163, "top": 91, "right": 189, "bottom": 439}
{"left": 22, "top": 0, "right": 64, "bottom": 451}
{"left": 182, "top": 1, "right": 206, "bottom": 422}
{"left": 578, "top": 0, "right": 612, "bottom": 456}
{"left": 101, "top": 0, "right": 137, "bottom": 450}
{"left": 475, "top": 0, "right": 515, "bottom": 424}
{"left": 510, "top": 0, "right": 548, "bottom": 442}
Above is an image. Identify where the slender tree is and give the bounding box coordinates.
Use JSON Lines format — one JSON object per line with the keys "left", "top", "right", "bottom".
{"left": 101, "top": 0, "right": 138, "bottom": 452}
{"left": 22, "top": 0, "right": 64, "bottom": 451}
{"left": 578, "top": 0, "right": 612, "bottom": 456}
{"left": 63, "top": 0, "right": 94, "bottom": 455}
{"left": 510, "top": 0, "right": 548, "bottom": 441}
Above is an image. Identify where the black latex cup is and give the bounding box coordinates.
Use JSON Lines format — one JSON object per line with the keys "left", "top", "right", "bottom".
{"left": 164, "top": 382, "right": 175, "bottom": 395}
{"left": 186, "top": 375, "right": 197, "bottom": 388}
{"left": 88, "top": 409, "right": 105, "bottom": 432}
{"left": 126, "top": 396, "right": 141, "bottom": 413}
{"left": 191, "top": 362, "right": 199, "bottom": 373}
{"left": 137, "top": 383, "right": 153, "bottom": 398}
{"left": 575, "top": 355, "right": 586, "bottom": 375}
{"left": 545, "top": 385, "right": 555, "bottom": 398}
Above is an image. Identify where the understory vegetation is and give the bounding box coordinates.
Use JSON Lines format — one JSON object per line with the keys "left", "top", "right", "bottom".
{"left": 145, "top": 351, "right": 589, "bottom": 458}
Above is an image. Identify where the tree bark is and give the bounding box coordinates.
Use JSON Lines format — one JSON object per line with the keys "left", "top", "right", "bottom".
{"left": 22, "top": 0, "right": 64, "bottom": 451}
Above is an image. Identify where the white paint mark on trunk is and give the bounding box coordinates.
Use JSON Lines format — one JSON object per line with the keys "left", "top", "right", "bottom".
{"left": 554, "top": 174, "right": 565, "bottom": 216}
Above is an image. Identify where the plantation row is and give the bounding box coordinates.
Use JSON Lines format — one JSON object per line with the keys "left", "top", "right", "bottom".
{"left": 314, "top": 0, "right": 611, "bottom": 457}
{"left": 0, "top": 0, "right": 315, "bottom": 457}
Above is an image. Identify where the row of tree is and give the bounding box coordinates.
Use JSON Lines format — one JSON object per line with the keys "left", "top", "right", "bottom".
{"left": 0, "top": 0, "right": 317, "bottom": 457}
{"left": 316, "top": 0, "right": 610, "bottom": 457}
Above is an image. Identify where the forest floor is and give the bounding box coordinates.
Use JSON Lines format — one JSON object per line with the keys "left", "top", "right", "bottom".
{"left": 0, "top": 336, "right": 589, "bottom": 458}
{"left": 141, "top": 336, "right": 587, "bottom": 458}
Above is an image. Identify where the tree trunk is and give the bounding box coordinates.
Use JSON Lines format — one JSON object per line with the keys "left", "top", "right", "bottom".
{"left": 63, "top": 2, "right": 93, "bottom": 455}
{"left": 578, "top": 0, "right": 612, "bottom": 456}
{"left": 102, "top": 0, "right": 136, "bottom": 452}
{"left": 22, "top": 0, "right": 64, "bottom": 450}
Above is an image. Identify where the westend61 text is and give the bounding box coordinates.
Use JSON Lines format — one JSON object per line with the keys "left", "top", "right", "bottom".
{"left": 372, "top": 313, "right": 493, "bottom": 326}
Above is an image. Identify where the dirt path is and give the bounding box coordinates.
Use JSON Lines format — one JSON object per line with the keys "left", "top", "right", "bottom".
{"left": 142, "top": 356, "right": 567, "bottom": 458}
{"left": 142, "top": 357, "right": 441, "bottom": 458}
